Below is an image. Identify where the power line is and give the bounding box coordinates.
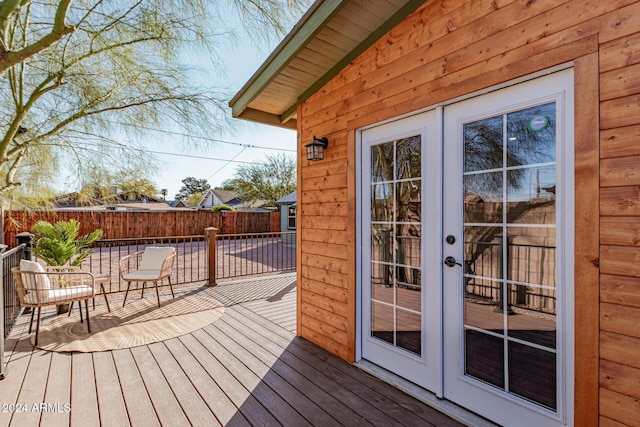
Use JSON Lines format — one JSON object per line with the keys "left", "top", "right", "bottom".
{"left": 106, "top": 120, "right": 297, "bottom": 152}
{"left": 65, "top": 136, "right": 257, "bottom": 164}
{"left": 206, "top": 148, "right": 247, "bottom": 180}
{"left": 125, "top": 145, "right": 255, "bottom": 164}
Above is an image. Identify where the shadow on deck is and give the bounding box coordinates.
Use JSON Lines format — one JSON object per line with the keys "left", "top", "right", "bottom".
{"left": 1, "top": 273, "right": 465, "bottom": 427}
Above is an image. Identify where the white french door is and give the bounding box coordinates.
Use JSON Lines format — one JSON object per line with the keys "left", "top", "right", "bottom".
{"left": 442, "top": 69, "right": 574, "bottom": 426}
{"left": 361, "top": 110, "right": 441, "bottom": 392}
{"left": 360, "top": 69, "right": 574, "bottom": 426}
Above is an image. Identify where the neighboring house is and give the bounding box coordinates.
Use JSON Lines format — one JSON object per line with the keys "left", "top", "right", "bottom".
{"left": 197, "top": 189, "right": 241, "bottom": 209}
{"left": 51, "top": 192, "right": 103, "bottom": 208}
{"left": 101, "top": 190, "right": 162, "bottom": 203}
{"left": 49, "top": 193, "right": 190, "bottom": 212}
{"left": 275, "top": 191, "right": 296, "bottom": 243}
{"left": 230, "top": 1, "right": 640, "bottom": 426}
{"left": 167, "top": 200, "right": 189, "bottom": 208}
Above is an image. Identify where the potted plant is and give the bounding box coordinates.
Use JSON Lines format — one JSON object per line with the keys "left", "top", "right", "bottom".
{"left": 30, "top": 219, "right": 104, "bottom": 313}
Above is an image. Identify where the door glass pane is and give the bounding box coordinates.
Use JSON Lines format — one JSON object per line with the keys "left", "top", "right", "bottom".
{"left": 396, "top": 225, "right": 420, "bottom": 268}
{"left": 397, "top": 180, "right": 421, "bottom": 223}
{"left": 464, "top": 283, "right": 502, "bottom": 331}
{"left": 506, "top": 103, "right": 556, "bottom": 167}
{"left": 396, "top": 136, "right": 421, "bottom": 179}
{"left": 370, "top": 135, "right": 422, "bottom": 357}
{"left": 371, "top": 302, "right": 394, "bottom": 345}
{"left": 397, "top": 308, "right": 421, "bottom": 355}
{"left": 464, "top": 172, "right": 503, "bottom": 223}
{"left": 372, "top": 225, "right": 393, "bottom": 263}
{"left": 462, "top": 102, "right": 558, "bottom": 410}
{"left": 464, "top": 115, "right": 504, "bottom": 172}
{"left": 507, "top": 166, "right": 556, "bottom": 224}
{"left": 464, "top": 226, "right": 505, "bottom": 282}
{"left": 508, "top": 284, "right": 556, "bottom": 349}
{"left": 508, "top": 342, "right": 557, "bottom": 410}
{"left": 507, "top": 227, "right": 556, "bottom": 287}
{"left": 371, "top": 142, "right": 394, "bottom": 182}
{"left": 372, "top": 183, "right": 393, "bottom": 222}
{"left": 465, "top": 329, "right": 505, "bottom": 389}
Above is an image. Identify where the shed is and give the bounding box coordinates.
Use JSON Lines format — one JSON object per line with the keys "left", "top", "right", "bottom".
{"left": 276, "top": 191, "right": 297, "bottom": 243}
{"left": 230, "top": 1, "right": 640, "bottom": 425}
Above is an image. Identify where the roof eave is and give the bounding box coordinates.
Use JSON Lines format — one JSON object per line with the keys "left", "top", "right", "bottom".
{"left": 230, "top": 0, "right": 426, "bottom": 128}
{"left": 235, "top": 108, "right": 298, "bottom": 130}
{"left": 230, "top": 0, "right": 349, "bottom": 120}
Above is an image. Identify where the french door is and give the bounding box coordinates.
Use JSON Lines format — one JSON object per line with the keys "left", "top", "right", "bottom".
{"left": 361, "top": 110, "right": 442, "bottom": 392}
{"left": 360, "top": 69, "right": 574, "bottom": 426}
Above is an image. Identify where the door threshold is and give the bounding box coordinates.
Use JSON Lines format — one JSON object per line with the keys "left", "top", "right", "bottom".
{"left": 354, "top": 360, "right": 498, "bottom": 427}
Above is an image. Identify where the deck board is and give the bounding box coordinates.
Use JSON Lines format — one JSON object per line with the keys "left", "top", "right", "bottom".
{"left": 14, "top": 348, "right": 50, "bottom": 427}
{"left": 70, "top": 353, "right": 100, "bottom": 427}
{"left": 1, "top": 274, "right": 465, "bottom": 427}
{"left": 93, "top": 351, "right": 130, "bottom": 427}
{"left": 213, "top": 317, "right": 339, "bottom": 426}
{"left": 40, "top": 352, "right": 71, "bottom": 427}
{"left": 219, "top": 309, "right": 371, "bottom": 426}
{"left": 130, "top": 345, "right": 190, "bottom": 426}
{"left": 111, "top": 349, "right": 160, "bottom": 427}
{"left": 179, "top": 332, "right": 281, "bottom": 426}
{"left": 147, "top": 341, "right": 220, "bottom": 426}
{"left": 162, "top": 338, "right": 250, "bottom": 427}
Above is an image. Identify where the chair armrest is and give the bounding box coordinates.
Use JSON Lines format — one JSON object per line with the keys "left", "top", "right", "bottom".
{"left": 45, "top": 269, "right": 96, "bottom": 291}
{"left": 119, "top": 251, "right": 144, "bottom": 278}
{"left": 159, "top": 253, "right": 176, "bottom": 278}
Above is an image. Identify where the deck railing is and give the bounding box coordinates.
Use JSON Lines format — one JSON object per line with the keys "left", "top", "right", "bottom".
{"left": 1, "top": 243, "right": 26, "bottom": 379}
{"left": 78, "top": 230, "right": 296, "bottom": 293}
{"left": 80, "top": 235, "right": 209, "bottom": 294}
{"left": 215, "top": 232, "right": 296, "bottom": 282}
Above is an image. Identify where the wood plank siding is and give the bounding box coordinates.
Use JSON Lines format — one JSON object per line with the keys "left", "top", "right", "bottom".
{"left": 294, "top": 0, "right": 640, "bottom": 425}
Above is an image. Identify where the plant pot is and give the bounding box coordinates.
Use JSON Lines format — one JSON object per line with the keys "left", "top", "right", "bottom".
{"left": 56, "top": 303, "right": 70, "bottom": 314}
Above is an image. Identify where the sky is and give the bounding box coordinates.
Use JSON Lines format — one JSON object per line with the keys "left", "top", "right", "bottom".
{"left": 146, "top": 38, "right": 297, "bottom": 199}
{"left": 58, "top": 8, "right": 300, "bottom": 200}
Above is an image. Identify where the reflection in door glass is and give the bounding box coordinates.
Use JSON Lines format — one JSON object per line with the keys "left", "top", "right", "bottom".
{"left": 370, "top": 135, "right": 422, "bottom": 356}
{"left": 462, "top": 102, "right": 558, "bottom": 410}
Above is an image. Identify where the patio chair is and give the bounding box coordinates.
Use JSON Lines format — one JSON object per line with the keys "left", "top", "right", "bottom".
{"left": 119, "top": 246, "right": 176, "bottom": 308}
{"left": 11, "top": 260, "right": 95, "bottom": 346}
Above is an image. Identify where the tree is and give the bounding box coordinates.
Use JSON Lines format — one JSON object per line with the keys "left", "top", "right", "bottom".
{"left": 78, "top": 166, "right": 158, "bottom": 199}
{"left": 186, "top": 191, "right": 204, "bottom": 207}
{"left": 0, "top": 0, "right": 311, "bottom": 197}
{"left": 160, "top": 189, "right": 168, "bottom": 200}
{"left": 175, "top": 177, "right": 210, "bottom": 200}
{"left": 222, "top": 153, "right": 295, "bottom": 206}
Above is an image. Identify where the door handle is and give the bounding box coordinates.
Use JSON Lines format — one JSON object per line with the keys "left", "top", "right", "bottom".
{"left": 444, "top": 256, "right": 462, "bottom": 268}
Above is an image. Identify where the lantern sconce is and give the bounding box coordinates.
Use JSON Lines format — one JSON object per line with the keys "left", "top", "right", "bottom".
{"left": 305, "top": 136, "right": 329, "bottom": 161}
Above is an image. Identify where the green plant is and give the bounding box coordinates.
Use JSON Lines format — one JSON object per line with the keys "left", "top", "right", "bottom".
{"left": 210, "top": 204, "right": 235, "bottom": 212}
{"left": 30, "top": 219, "right": 104, "bottom": 267}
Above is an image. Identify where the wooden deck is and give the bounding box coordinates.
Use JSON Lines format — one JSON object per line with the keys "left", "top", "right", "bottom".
{"left": 0, "top": 274, "right": 464, "bottom": 427}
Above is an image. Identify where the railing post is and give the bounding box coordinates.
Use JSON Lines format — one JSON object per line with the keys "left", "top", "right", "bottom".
{"left": 205, "top": 227, "right": 218, "bottom": 286}
{"left": 15, "top": 232, "right": 33, "bottom": 260}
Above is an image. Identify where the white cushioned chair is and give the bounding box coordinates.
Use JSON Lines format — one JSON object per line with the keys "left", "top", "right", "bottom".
{"left": 119, "top": 246, "right": 176, "bottom": 308}
{"left": 11, "top": 260, "right": 95, "bottom": 345}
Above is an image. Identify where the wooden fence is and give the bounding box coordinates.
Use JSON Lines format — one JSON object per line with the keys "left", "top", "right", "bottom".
{"left": 3, "top": 210, "right": 280, "bottom": 245}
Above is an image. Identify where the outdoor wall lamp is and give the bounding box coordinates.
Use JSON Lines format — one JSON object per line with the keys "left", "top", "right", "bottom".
{"left": 305, "top": 136, "right": 329, "bottom": 161}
